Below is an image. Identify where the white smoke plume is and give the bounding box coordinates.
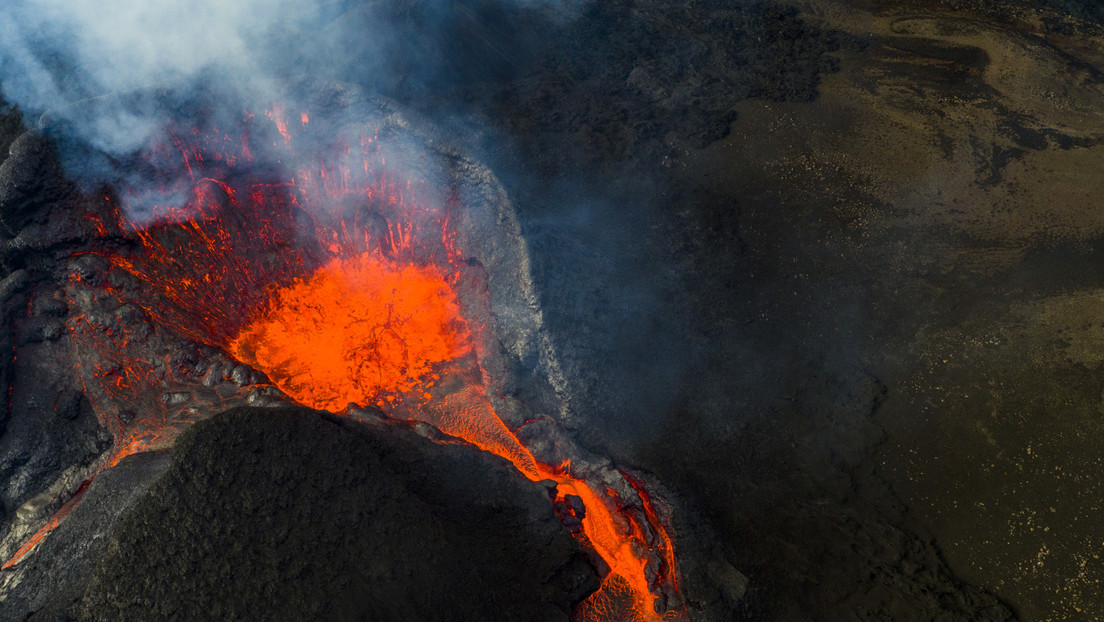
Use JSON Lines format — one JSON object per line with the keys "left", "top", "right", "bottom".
{"left": 0, "top": 0, "right": 583, "bottom": 162}
{"left": 0, "top": 0, "right": 324, "bottom": 153}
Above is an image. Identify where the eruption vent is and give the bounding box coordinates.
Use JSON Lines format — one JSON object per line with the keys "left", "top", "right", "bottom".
{"left": 8, "top": 94, "right": 687, "bottom": 621}
{"left": 229, "top": 253, "right": 470, "bottom": 411}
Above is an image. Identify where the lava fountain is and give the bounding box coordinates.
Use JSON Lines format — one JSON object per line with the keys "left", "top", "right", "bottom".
{"left": 6, "top": 89, "right": 687, "bottom": 621}
{"left": 229, "top": 253, "right": 471, "bottom": 412}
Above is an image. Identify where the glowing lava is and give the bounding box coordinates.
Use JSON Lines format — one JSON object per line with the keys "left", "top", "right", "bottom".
{"left": 229, "top": 253, "right": 470, "bottom": 412}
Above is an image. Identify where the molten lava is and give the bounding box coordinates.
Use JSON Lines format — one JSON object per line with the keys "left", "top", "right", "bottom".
{"left": 229, "top": 253, "right": 469, "bottom": 411}
{"left": 226, "top": 251, "right": 684, "bottom": 622}
{"left": 5, "top": 101, "right": 688, "bottom": 621}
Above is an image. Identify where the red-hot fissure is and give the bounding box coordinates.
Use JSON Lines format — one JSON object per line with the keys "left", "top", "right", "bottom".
{"left": 6, "top": 106, "right": 686, "bottom": 621}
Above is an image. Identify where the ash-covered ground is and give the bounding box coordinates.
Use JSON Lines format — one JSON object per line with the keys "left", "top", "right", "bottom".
{"left": 2, "top": 0, "right": 1104, "bottom": 620}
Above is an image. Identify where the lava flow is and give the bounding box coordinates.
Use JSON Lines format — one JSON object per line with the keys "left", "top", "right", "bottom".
{"left": 237, "top": 262, "right": 682, "bottom": 619}
{"left": 8, "top": 101, "right": 687, "bottom": 621}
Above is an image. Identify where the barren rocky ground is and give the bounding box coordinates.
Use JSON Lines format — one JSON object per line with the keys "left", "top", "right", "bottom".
{"left": 570, "top": 1, "right": 1104, "bottom": 619}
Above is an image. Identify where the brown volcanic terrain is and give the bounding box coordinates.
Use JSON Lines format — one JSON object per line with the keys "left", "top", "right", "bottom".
{"left": 617, "top": 1, "right": 1104, "bottom": 619}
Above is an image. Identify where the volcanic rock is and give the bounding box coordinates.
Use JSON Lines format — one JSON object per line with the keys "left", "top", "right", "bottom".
{"left": 23, "top": 407, "right": 598, "bottom": 622}
{"left": 1, "top": 451, "right": 171, "bottom": 620}
{"left": 0, "top": 132, "right": 61, "bottom": 237}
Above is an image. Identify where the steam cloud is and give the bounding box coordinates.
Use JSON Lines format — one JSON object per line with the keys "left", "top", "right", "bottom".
{"left": 0, "top": 0, "right": 321, "bottom": 154}
{"left": 0, "top": 0, "right": 583, "bottom": 180}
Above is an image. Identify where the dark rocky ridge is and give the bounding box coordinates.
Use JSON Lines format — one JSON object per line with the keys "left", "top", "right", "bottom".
{"left": 1, "top": 451, "right": 171, "bottom": 619}
{"left": 0, "top": 106, "right": 114, "bottom": 569}
{"left": 11, "top": 407, "right": 598, "bottom": 622}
